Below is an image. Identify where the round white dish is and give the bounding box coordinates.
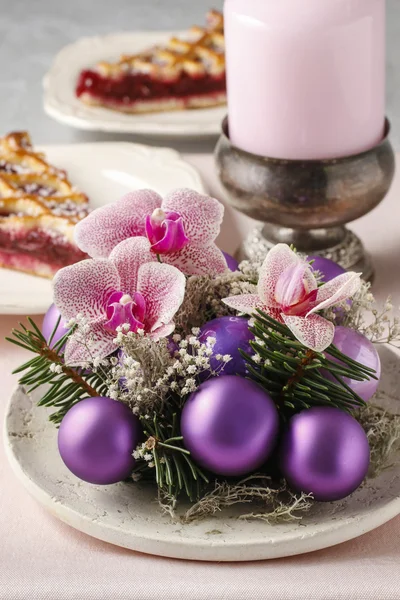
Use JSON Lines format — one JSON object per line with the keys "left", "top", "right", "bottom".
{"left": 43, "top": 31, "right": 226, "bottom": 137}
{"left": 4, "top": 346, "right": 400, "bottom": 562}
{"left": 0, "top": 142, "right": 204, "bottom": 315}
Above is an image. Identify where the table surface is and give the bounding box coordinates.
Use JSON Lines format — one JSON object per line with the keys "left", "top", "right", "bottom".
{"left": 1, "top": 152, "right": 400, "bottom": 600}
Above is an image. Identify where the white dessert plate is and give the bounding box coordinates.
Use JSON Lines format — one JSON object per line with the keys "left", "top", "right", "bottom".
{"left": 0, "top": 142, "right": 204, "bottom": 315}
{"left": 43, "top": 31, "right": 226, "bottom": 137}
{"left": 4, "top": 346, "right": 400, "bottom": 562}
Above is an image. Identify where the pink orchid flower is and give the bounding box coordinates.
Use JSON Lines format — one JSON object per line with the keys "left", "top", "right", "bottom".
{"left": 74, "top": 188, "right": 228, "bottom": 276}
{"left": 223, "top": 244, "right": 361, "bottom": 352}
{"left": 53, "top": 238, "right": 186, "bottom": 366}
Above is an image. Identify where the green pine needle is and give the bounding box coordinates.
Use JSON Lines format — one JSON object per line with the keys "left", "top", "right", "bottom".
{"left": 242, "top": 310, "right": 374, "bottom": 416}
{"left": 6, "top": 318, "right": 105, "bottom": 424}
{"left": 133, "top": 407, "right": 209, "bottom": 502}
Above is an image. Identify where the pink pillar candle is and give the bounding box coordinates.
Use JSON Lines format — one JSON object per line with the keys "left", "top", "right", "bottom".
{"left": 224, "top": 0, "right": 386, "bottom": 160}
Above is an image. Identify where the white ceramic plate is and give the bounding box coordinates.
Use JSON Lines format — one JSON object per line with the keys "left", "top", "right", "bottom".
{"left": 4, "top": 346, "right": 400, "bottom": 562}
{"left": 0, "top": 142, "right": 204, "bottom": 315}
{"left": 43, "top": 31, "right": 226, "bottom": 137}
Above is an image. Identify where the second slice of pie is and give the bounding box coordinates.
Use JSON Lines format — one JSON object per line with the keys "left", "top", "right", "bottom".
{"left": 76, "top": 10, "right": 226, "bottom": 115}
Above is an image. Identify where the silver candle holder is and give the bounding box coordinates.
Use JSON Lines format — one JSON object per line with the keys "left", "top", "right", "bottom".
{"left": 215, "top": 117, "right": 395, "bottom": 281}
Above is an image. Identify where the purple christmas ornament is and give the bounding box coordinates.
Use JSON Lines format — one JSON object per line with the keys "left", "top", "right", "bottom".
{"left": 181, "top": 376, "right": 279, "bottom": 476}
{"left": 58, "top": 396, "right": 141, "bottom": 485}
{"left": 198, "top": 316, "right": 254, "bottom": 376}
{"left": 307, "top": 255, "right": 346, "bottom": 282}
{"left": 42, "top": 304, "right": 69, "bottom": 348}
{"left": 326, "top": 326, "right": 381, "bottom": 402}
{"left": 280, "top": 407, "right": 370, "bottom": 502}
{"left": 222, "top": 251, "right": 239, "bottom": 272}
{"left": 167, "top": 337, "right": 179, "bottom": 356}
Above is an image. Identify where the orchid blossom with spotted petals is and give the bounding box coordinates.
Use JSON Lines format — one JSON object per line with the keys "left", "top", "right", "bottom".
{"left": 53, "top": 238, "right": 186, "bottom": 366}
{"left": 223, "top": 244, "right": 361, "bottom": 352}
{"left": 74, "top": 188, "right": 227, "bottom": 275}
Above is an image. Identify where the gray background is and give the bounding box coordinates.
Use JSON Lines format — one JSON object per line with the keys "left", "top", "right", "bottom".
{"left": 0, "top": 0, "right": 399, "bottom": 152}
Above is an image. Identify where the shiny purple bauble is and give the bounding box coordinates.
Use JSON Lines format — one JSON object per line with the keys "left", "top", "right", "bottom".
{"left": 198, "top": 316, "right": 254, "bottom": 376}
{"left": 280, "top": 407, "right": 370, "bottom": 502}
{"left": 307, "top": 255, "right": 346, "bottom": 282}
{"left": 42, "top": 304, "right": 69, "bottom": 348}
{"left": 181, "top": 376, "right": 279, "bottom": 476}
{"left": 167, "top": 337, "right": 179, "bottom": 356}
{"left": 222, "top": 251, "right": 239, "bottom": 272}
{"left": 58, "top": 396, "right": 141, "bottom": 485}
{"left": 326, "top": 326, "right": 381, "bottom": 402}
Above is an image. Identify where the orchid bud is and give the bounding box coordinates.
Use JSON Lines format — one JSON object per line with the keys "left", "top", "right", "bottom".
{"left": 145, "top": 209, "right": 189, "bottom": 254}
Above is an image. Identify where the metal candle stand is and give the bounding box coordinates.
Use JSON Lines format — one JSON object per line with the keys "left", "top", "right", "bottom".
{"left": 215, "top": 117, "right": 395, "bottom": 281}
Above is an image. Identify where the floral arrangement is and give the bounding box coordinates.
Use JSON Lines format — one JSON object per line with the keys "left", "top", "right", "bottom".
{"left": 8, "top": 188, "right": 400, "bottom": 522}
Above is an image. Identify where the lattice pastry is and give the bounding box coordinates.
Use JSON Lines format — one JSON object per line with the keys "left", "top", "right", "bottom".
{"left": 0, "top": 132, "right": 89, "bottom": 278}
{"left": 76, "top": 10, "right": 226, "bottom": 114}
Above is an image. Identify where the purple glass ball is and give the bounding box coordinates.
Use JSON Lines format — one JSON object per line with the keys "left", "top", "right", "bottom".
{"left": 223, "top": 251, "right": 239, "bottom": 272}
{"left": 42, "top": 304, "right": 69, "bottom": 348}
{"left": 281, "top": 407, "right": 370, "bottom": 502}
{"left": 167, "top": 337, "right": 179, "bottom": 356}
{"left": 198, "top": 316, "right": 254, "bottom": 376}
{"left": 326, "top": 326, "right": 381, "bottom": 402}
{"left": 181, "top": 376, "right": 279, "bottom": 476}
{"left": 58, "top": 396, "right": 142, "bottom": 485}
{"left": 307, "top": 256, "right": 346, "bottom": 282}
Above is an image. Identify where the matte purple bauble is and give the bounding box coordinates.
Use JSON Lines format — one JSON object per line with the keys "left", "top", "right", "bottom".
{"left": 326, "top": 326, "right": 381, "bottom": 402}
{"left": 307, "top": 255, "right": 346, "bottom": 282}
{"left": 181, "top": 376, "right": 279, "bottom": 476}
{"left": 42, "top": 304, "right": 68, "bottom": 348}
{"left": 198, "top": 316, "right": 254, "bottom": 376}
{"left": 167, "top": 337, "right": 179, "bottom": 356}
{"left": 223, "top": 251, "right": 239, "bottom": 272}
{"left": 280, "top": 407, "right": 370, "bottom": 502}
{"left": 58, "top": 396, "right": 141, "bottom": 485}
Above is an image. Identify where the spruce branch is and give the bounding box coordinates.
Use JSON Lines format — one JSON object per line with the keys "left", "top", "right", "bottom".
{"left": 6, "top": 317, "right": 106, "bottom": 424}
{"left": 133, "top": 408, "right": 208, "bottom": 502}
{"left": 243, "top": 310, "right": 376, "bottom": 416}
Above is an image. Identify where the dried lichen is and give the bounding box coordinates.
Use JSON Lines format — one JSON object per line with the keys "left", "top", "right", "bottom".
{"left": 182, "top": 475, "right": 313, "bottom": 524}
{"left": 174, "top": 275, "right": 213, "bottom": 332}
{"left": 358, "top": 403, "right": 400, "bottom": 476}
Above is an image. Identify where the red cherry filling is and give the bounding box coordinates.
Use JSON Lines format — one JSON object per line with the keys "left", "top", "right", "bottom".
{"left": 0, "top": 228, "right": 87, "bottom": 269}
{"left": 76, "top": 69, "right": 226, "bottom": 105}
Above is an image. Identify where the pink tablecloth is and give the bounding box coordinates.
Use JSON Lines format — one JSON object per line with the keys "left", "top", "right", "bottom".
{"left": 1, "top": 154, "right": 400, "bottom": 600}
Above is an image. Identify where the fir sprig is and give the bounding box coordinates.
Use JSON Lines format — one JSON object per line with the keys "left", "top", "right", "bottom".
{"left": 133, "top": 409, "right": 208, "bottom": 502}
{"left": 243, "top": 310, "right": 376, "bottom": 416}
{"left": 6, "top": 317, "right": 107, "bottom": 424}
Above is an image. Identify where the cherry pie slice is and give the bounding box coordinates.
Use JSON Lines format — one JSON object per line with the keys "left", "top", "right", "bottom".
{"left": 76, "top": 10, "right": 226, "bottom": 114}
{"left": 0, "top": 132, "right": 89, "bottom": 278}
